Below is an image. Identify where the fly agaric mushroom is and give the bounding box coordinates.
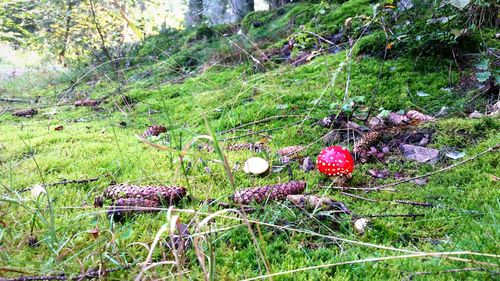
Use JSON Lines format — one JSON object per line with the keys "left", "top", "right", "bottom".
{"left": 316, "top": 146, "right": 355, "bottom": 177}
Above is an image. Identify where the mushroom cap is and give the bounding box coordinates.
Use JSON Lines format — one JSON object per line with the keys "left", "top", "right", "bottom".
{"left": 316, "top": 146, "right": 355, "bottom": 177}
{"left": 243, "top": 157, "right": 270, "bottom": 175}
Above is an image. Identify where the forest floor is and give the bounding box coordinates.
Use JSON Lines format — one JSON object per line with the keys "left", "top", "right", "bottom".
{"left": 1, "top": 4, "right": 500, "bottom": 281}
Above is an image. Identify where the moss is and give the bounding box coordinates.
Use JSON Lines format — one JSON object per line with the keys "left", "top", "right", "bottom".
{"left": 1, "top": 1, "right": 499, "bottom": 279}
{"left": 317, "top": 0, "right": 378, "bottom": 32}
{"left": 352, "top": 30, "right": 386, "bottom": 56}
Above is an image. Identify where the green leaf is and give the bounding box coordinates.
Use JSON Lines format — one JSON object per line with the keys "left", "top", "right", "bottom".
{"left": 476, "top": 71, "right": 491, "bottom": 83}
{"left": 474, "top": 59, "right": 489, "bottom": 70}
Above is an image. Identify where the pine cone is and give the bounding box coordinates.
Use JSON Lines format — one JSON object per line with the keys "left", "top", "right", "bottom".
{"left": 277, "top": 145, "right": 304, "bottom": 158}
{"left": 142, "top": 125, "right": 167, "bottom": 138}
{"left": 226, "top": 143, "right": 269, "bottom": 152}
{"left": 75, "top": 99, "right": 99, "bottom": 107}
{"left": 387, "top": 112, "right": 410, "bottom": 126}
{"left": 107, "top": 198, "right": 160, "bottom": 217}
{"left": 103, "top": 184, "right": 186, "bottom": 204}
{"left": 406, "top": 110, "right": 435, "bottom": 123}
{"left": 231, "top": 181, "right": 306, "bottom": 204}
{"left": 353, "top": 131, "right": 381, "bottom": 154}
{"left": 12, "top": 108, "right": 37, "bottom": 117}
{"left": 198, "top": 143, "right": 215, "bottom": 152}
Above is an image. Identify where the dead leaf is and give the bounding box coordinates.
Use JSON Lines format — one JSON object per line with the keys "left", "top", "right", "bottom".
{"left": 469, "top": 111, "right": 483, "bottom": 118}
{"left": 400, "top": 144, "right": 440, "bottom": 163}
{"left": 368, "top": 169, "right": 390, "bottom": 178}
{"left": 411, "top": 178, "right": 428, "bottom": 186}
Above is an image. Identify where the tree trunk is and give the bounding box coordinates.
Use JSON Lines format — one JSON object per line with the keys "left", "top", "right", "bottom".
{"left": 232, "top": 0, "right": 254, "bottom": 22}
{"left": 58, "top": 0, "right": 74, "bottom": 67}
{"left": 88, "top": 0, "right": 113, "bottom": 64}
{"left": 185, "top": 0, "right": 203, "bottom": 28}
{"left": 268, "top": 0, "right": 290, "bottom": 9}
{"left": 205, "top": 0, "right": 229, "bottom": 25}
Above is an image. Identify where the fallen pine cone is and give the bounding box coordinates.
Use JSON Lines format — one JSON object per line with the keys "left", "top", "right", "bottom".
{"left": 107, "top": 198, "right": 160, "bottom": 218}
{"left": 142, "top": 125, "right": 167, "bottom": 138}
{"left": 226, "top": 143, "right": 269, "bottom": 152}
{"left": 353, "top": 131, "right": 381, "bottom": 154}
{"left": 198, "top": 143, "right": 269, "bottom": 153}
{"left": 387, "top": 112, "right": 410, "bottom": 126}
{"left": 406, "top": 110, "right": 436, "bottom": 123}
{"left": 231, "top": 180, "right": 306, "bottom": 204}
{"left": 12, "top": 108, "right": 37, "bottom": 117}
{"left": 277, "top": 145, "right": 304, "bottom": 158}
{"left": 103, "top": 184, "right": 186, "bottom": 204}
{"left": 198, "top": 143, "right": 215, "bottom": 152}
{"left": 287, "top": 195, "right": 351, "bottom": 213}
{"left": 75, "top": 99, "right": 99, "bottom": 107}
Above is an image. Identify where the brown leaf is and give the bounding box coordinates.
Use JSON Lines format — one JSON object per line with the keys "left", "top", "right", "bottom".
{"left": 400, "top": 144, "right": 440, "bottom": 163}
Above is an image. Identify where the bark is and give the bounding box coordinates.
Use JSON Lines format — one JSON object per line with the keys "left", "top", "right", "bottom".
{"left": 58, "top": 0, "right": 75, "bottom": 67}
{"left": 88, "top": 0, "right": 113, "bottom": 64}
{"left": 231, "top": 0, "right": 254, "bottom": 22}
{"left": 185, "top": 0, "right": 203, "bottom": 27}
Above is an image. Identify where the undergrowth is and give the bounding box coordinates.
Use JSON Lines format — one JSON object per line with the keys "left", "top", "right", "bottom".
{"left": 1, "top": 0, "right": 499, "bottom": 280}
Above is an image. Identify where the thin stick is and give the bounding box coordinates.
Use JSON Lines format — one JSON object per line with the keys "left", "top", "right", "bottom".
{"left": 0, "top": 98, "right": 31, "bottom": 103}
{"left": 361, "top": 213, "right": 424, "bottom": 218}
{"left": 0, "top": 265, "right": 131, "bottom": 281}
{"left": 17, "top": 177, "right": 103, "bottom": 193}
{"left": 324, "top": 186, "right": 398, "bottom": 192}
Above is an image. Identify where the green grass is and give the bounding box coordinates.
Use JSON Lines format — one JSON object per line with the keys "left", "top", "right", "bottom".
{"left": 1, "top": 0, "right": 499, "bottom": 279}
{"left": 1, "top": 46, "right": 499, "bottom": 280}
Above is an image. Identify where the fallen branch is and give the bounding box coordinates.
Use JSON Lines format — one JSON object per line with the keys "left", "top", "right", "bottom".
{"left": 47, "top": 177, "right": 101, "bottom": 187}
{"left": 0, "top": 97, "right": 31, "bottom": 103}
{"left": 394, "top": 200, "right": 433, "bottom": 207}
{"left": 361, "top": 213, "right": 425, "bottom": 218}
{"left": 18, "top": 176, "right": 103, "bottom": 193}
{"left": 323, "top": 186, "right": 398, "bottom": 192}
{"left": 0, "top": 265, "right": 131, "bottom": 281}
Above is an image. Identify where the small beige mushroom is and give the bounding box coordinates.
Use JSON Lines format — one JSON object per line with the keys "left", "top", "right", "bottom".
{"left": 243, "top": 157, "right": 270, "bottom": 176}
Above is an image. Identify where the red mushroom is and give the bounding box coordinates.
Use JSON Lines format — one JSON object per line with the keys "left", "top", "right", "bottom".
{"left": 316, "top": 146, "right": 355, "bottom": 177}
